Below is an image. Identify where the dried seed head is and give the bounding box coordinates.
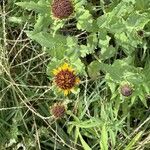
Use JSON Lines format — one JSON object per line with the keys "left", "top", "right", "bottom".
{"left": 51, "top": 102, "right": 66, "bottom": 119}
{"left": 120, "top": 84, "right": 133, "bottom": 97}
{"left": 52, "top": 0, "right": 74, "bottom": 19}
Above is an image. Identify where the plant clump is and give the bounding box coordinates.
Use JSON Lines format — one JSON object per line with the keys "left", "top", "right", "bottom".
{"left": 51, "top": 0, "right": 74, "bottom": 19}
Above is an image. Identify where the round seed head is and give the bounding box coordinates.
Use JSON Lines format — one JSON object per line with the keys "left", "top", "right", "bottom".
{"left": 51, "top": 102, "right": 66, "bottom": 119}
{"left": 52, "top": 0, "right": 74, "bottom": 19}
{"left": 120, "top": 84, "right": 133, "bottom": 97}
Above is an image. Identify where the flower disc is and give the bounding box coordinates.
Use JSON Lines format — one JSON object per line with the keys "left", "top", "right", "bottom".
{"left": 55, "top": 69, "right": 76, "bottom": 90}
{"left": 53, "top": 63, "right": 80, "bottom": 95}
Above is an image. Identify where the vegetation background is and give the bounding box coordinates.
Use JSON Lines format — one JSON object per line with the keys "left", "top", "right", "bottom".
{"left": 0, "top": 0, "right": 150, "bottom": 149}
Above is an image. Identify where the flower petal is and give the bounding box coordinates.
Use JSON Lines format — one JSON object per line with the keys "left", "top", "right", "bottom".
{"left": 75, "top": 77, "right": 80, "bottom": 84}
{"left": 53, "top": 69, "right": 59, "bottom": 75}
{"left": 64, "top": 90, "right": 69, "bottom": 96}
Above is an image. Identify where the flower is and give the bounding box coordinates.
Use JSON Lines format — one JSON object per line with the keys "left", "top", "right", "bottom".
{"left": 51, "top": 0, "right": 74, "bottom": 19}
{"left": 51, "top": 102, "right": 66, "bottom": 119}
{"left": 120, "top": 84, "right": 133, "bottom": 97}
{"left": 53, "top": 63, "right": 80, "bottom": 95}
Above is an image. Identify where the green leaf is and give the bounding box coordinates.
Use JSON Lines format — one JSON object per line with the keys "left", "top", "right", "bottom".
{"left": 46, "top": 58, "right": 61, "bottom": 77}
{"left": 105, "top": 58, "right": 140, "bottom": 83}
{"left": 135, "top": 0, "right": 150, "bottom": 10}
{"left": 77, "top": 33, "right": 98, "bottom": 57}
{"left": 139, "top": 93, "right": 148, "bottom": 108}
{"left": 75, "top": 127, "right": 79, "bottom": 144}
{"left": 34, "top": 14, "right": 52, "bottom": 33}
{"left": 142, "top": 83, "right": 150, "bottom": 94}
{"left": 67, "top": 36, "right": 78, "bottom": 48}
{"left": 8, "top": 16, "right": 27, "bottom": 24}
{"left": 26, "top": 31, "right": 67, "bottom": 59}
{"left": 100, "top": 45, "right": 117, "bottom": 60}
{"left": 108, "top": 129, "right": 116, "bottom": 148}
{"left": 48, "top": 46, "right": 67, "bottom": 60}
{"left": 97, "top": 1, "right": 134, "bottom": 28}
{"left": 100, "top": 125, "right": 108, "bottom": 150}
{"left": 51, "top": 20, "right": 65, "bottom": 34}
{"left": 106, "top": 75, "right": 117, "bottom": 93}
{"left": 26, "top": 31, "right": 66, "bottom": 48}
{"left": 87, "top": 33, "right": 98, "bottom": 50}
{"left": 78, "top": 131, "right": 92, "bottom": 150}
{"left": 74, "top": 0, "right": 87, "bottom": 7}
{"left": 125, "top": 131, "right": 143, "bottom": 150}
{"left": 76, "top": 7, "right": 97, "bottom": 32}
{"left": 88, "top": 61, "right": 100, "bottom": 79}
{"left": 126, "top": 12, "right": 150, "bottom": 30}
{"left": 71, "top": 58, "right": 85, "bottom": 75}
{"left": 79, "top": 45, "right": 93, "bottom": 57}
{"left": 97, "top": 0, "right": 150, "bottom": 55}
{"left": 16, "top": 0, "right": 50, "bottom": 13}
{"left": 69, "top": 119, "right": 103, "bottom": 128}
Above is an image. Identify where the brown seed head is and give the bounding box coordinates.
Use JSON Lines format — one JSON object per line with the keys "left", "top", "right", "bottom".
{"left": 52, "top": 0, "right": 74, "bottom": 19}
{"left": 51, "top": 103, "right": 66, "bottom": 119}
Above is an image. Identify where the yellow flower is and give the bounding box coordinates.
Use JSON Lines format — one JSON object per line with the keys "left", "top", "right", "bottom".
{"left": 53, "top": 63, "right": 80, "bottom": 95}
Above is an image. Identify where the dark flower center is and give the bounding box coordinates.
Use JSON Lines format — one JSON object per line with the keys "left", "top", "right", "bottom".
{"left": 55, "top": 69, "right": 76, "bottom": 90}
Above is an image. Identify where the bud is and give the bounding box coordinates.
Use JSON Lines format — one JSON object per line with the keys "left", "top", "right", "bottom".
{"left": 51, "top": 102, "right": 66, "bottom": 119}
{"left": 137, "top": 30, "right": 144, "bottom": 37}
{"left": 120, "top": 84, "right": 133, "bottom": 97}
{"left": 51, "top": 0, "right": 74, "bottom": 19}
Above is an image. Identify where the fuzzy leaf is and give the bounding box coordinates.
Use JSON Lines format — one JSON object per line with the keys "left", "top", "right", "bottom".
{"left": 34, "top": 14, "right": 52, "bottom": 33}
{"left": 26, "top": 31, "right": 66, "bottom": 48}
{"left": 16, "top": 1, "right": 50, "bottom": 13}
{"left": 88, "top": 61, "right": 100, "bottom": 79}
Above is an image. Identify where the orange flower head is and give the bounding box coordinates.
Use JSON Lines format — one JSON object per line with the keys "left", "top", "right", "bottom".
{"left": 53, "top": 63, "right": 80, "bottom": 95}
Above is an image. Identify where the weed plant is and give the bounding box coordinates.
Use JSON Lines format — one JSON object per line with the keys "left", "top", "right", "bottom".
{"left": 0, "top": 0, "right": 150, "bottom": 149}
